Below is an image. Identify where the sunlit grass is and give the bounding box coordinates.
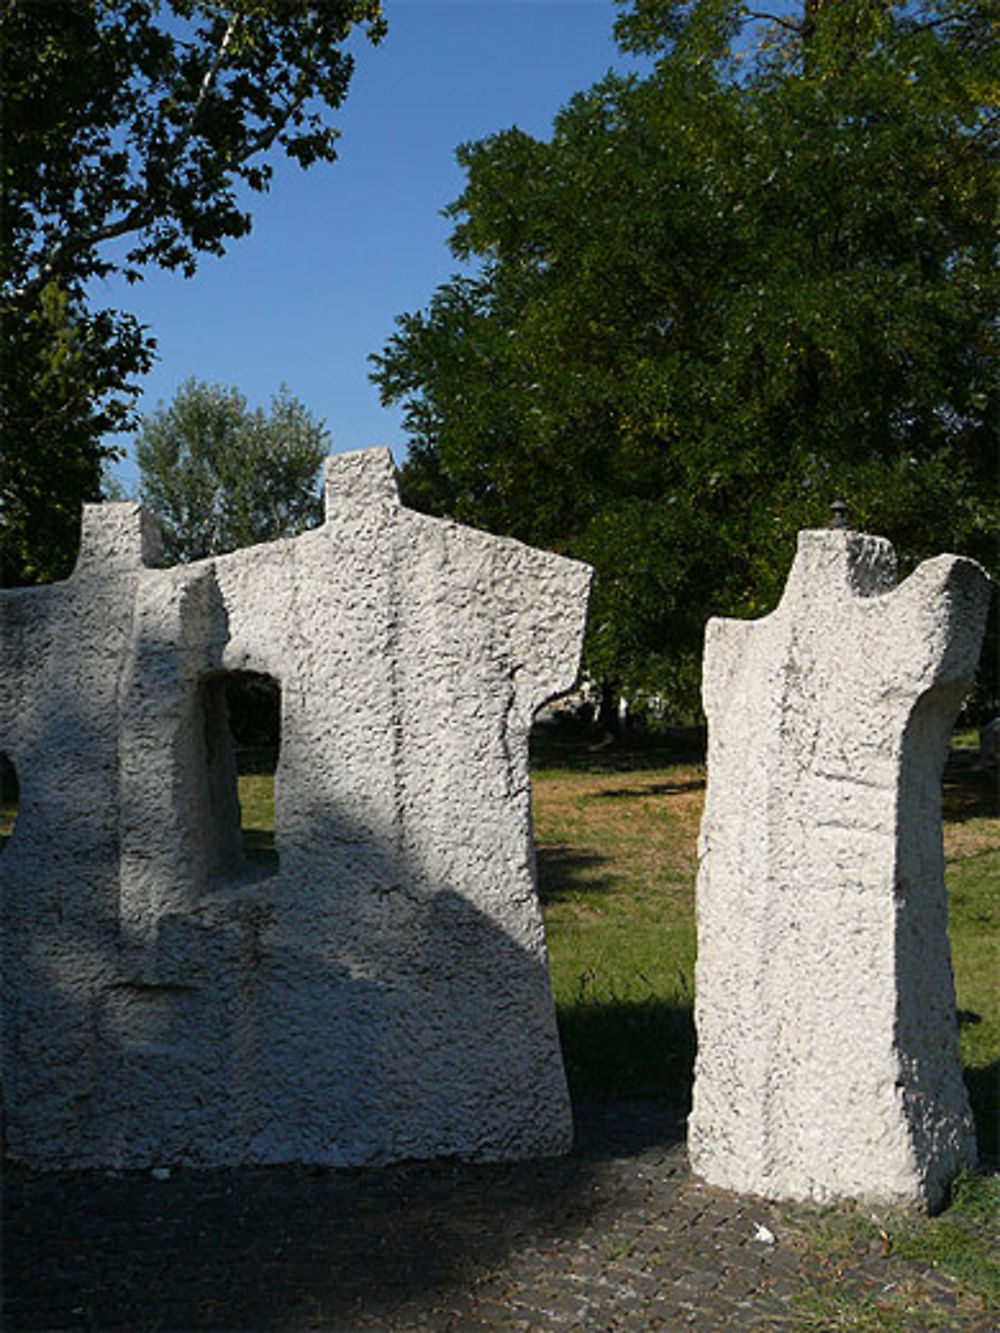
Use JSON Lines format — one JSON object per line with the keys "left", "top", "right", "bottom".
{"left": 237, "top": 771, "right": 277, "bottom": 862}
{"left": 942, "top": 767, "right": 999, "bottom": 1162}
{"left": 532, "top": 755, "right": 702, "bottom": 1100}
{"left": 790, "top": 1173, "right": 1000, "bottom": 1331}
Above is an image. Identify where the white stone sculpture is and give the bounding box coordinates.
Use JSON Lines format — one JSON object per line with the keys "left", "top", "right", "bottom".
{"left": 0, "top": 448, "right": 591, "bottom": 1169}
{"left": 688, "top": 526, "right": 991, "bottom": 1210}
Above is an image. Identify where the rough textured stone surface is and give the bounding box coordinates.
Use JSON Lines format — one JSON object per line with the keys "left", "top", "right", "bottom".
{"left": 689, "top": 528, "right": 991, "bottom": 1210}
{"left": 0, "top": 448, "right": 592, "bottom": 1170}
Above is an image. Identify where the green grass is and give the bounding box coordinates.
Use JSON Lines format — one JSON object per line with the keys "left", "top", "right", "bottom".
{"left": 531, "top": 743, "right": 702, "bottom": 1102}
{"left": 951, "top": 727, "right": 981, "bottom": 751}
{"left": 892, "top": 1172, "right": 1000, "bottom": 1298}
{"left": 237, "top": 766, "right": 279, "bottom": 867}
{"left": 789, "top": 1173, "right": 1000, "bottom": 1331}
{"left": 941, "top": 765, "right": 999, "bottom": 1163}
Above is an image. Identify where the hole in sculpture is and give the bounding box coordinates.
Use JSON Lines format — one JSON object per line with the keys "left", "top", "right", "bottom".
{"left": 0, "top": 753, "right": 18, "bottom": 854}
{"left": 199, "top": 670, "right": 280, "bottom": 877}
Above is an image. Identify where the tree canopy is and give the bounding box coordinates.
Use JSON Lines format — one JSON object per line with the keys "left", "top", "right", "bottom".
{"left": 372, "top": 0, "right": 998, "bottom": 715}
{"left": 1, "top": 0, "right": 384, "bottom": 586}
{"left": 136, "top": 378, "right": 328, "bottom": 563}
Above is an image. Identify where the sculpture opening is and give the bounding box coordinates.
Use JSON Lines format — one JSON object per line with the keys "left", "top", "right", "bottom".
{"left": 0, "top": 753, "right": 18, "bottom": 854}
{"left": 198, "top": 669, "right": 281, "bottom": 878}
{"left": 228, "top": 670, "right": 281, "bottom": 871}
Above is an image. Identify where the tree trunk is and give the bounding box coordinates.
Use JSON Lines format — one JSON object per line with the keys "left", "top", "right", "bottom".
{"left": 596, "top": 678, "right": 621, "bottom": 736}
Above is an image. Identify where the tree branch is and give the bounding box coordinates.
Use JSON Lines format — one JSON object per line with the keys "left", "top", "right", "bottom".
{"left": 175, "top": 10, "right": 241, "bottom": 160}
{"left": 12, "top": 10, "right": 242, "bottom": 304}
{"left": 739, "top": 7, "right": 805, "bottom": 36}
{"left": 235, "top": 84, "right": 316, "bottom": 163}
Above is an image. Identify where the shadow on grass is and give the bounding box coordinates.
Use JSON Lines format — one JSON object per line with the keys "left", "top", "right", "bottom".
{"left": 558, "top": 998, "right": 696, "bottom": 1110}
{"left": 593, "top": 777, "right": 706, "bottom": 801}
{"left": 559, "top": 1004, "right": 994, "bottom": 1171}
{"left": 1, "top": 752, "right": 19, "bottom": 855}
{"left": 965, "top": 1061, "right": 999, "bottom": 1169}
{"left": 535, "top": 846, "right": 617, "bottom": 903}
{"left": 236, "top": 744, "right": 279, "bottom": 868}
{"left": 235, "top": 744, "right": 280, "bottom": 776}
{"left": 942, "top": 756, "right": 997, "bottom": 822}
{"left": 242, "top": 826, "right": 279, "bottom": 869}
{"left": 531, "top": 722, "right": 706, "bottom": 774}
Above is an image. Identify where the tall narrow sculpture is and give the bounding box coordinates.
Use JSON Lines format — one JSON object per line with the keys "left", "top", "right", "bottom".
{"left": 0, "top": 448, "right": 591, "bottom": 1169}
{"left": 689, "top": 526, "right": 990, "bottom": 1209}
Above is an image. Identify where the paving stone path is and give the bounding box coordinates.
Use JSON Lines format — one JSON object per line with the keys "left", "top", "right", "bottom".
{"left": 3, "top": 1101, "right": 992, "bottom": 1332}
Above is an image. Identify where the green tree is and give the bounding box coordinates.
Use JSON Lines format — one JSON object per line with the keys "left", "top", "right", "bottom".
{"left": 136, "top": 378, "right": 328, "bottom": 563}
{"left": 372, "top": 0, "right": 998, "bottom": 716}
{"left": 1, "top": 283, "right": 154, "bottom": 584}
{"left": 1, "top": 0, "right": 384, "bottom": 586}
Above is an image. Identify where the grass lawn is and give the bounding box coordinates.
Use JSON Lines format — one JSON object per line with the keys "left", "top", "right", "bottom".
{"left": 532, "top": 739, "right": 702, "bottom": 1105}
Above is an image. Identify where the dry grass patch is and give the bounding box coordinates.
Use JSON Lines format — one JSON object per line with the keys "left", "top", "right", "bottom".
{"left": 533, "top": 763, "right": 705, "bottom": 899}
{"left": 944, "top": 819, "right": 998, "bottom": 861}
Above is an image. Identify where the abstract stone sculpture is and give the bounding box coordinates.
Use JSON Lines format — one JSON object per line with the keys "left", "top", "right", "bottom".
{"left": 689, "top": 527, "right": 990, "bottom": 1210}
{"left": 0, "top": 448, "right": 592, "bottom": 1169}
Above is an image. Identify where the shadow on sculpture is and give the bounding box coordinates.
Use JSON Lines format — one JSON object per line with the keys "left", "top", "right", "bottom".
{"left": 0, "top": 449, "right": 598, "bottom": 1171}
{"left": 1, "top": 615, "right": 688, "bottom": 1328}
{"left": 3, "top": 681, "right": 690, "bottom": 1323}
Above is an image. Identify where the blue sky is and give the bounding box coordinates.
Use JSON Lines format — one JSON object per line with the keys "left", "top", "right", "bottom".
{"left": 103, "top": 0, "right": 649, "bottom": 490}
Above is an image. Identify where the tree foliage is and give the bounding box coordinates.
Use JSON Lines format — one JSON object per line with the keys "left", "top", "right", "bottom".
{"left": 1, "top": 284, "right": 154, "bottom": 584}
{"left": 372, "top": 0, "right": 999, "bottom": 715}
{"left": 1, "top": 0, "right": 384, "bottom": 586}
{"left": 136, "top": 378, "right": 328, "bottom": 563}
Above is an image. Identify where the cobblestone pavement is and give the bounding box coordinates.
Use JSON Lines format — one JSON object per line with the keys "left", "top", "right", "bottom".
{"left": 3, "top": 1101, "right": 994, "bottom": 1332}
